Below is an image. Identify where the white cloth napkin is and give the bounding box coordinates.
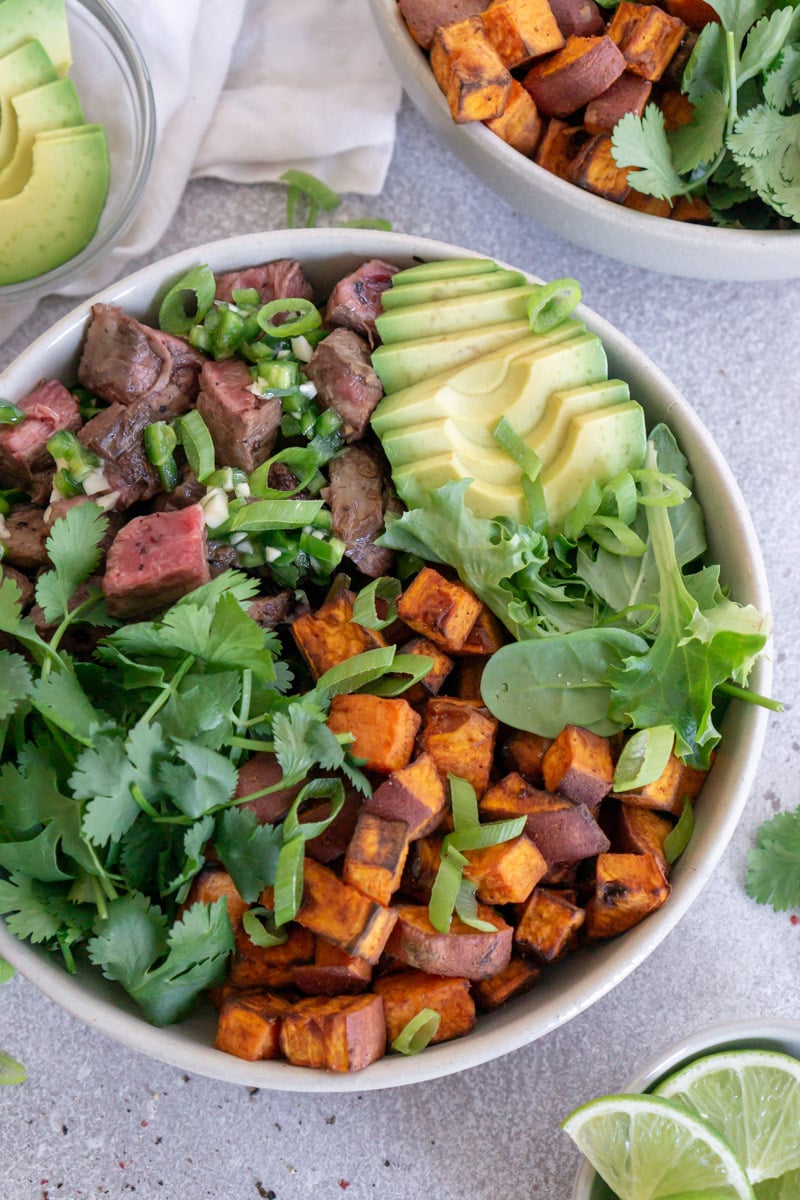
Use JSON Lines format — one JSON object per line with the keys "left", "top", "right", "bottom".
{"left": 0, "top": 0, "right": 402, "bottom": 345}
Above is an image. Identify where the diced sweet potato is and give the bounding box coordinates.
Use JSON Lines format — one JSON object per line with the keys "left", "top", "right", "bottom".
{"left": 418, "top": 696, "right": 498, "bottom": 796}
{"left": 603, "top": 800, "right": 673, "bottom": 874}
{"left": 326, "top": 692, "right": 422, "bottom": 775}
{"left": 374, "top": 969, "right": 476, "bottom": 1044}
{"left": 501, "top": 729, "right": 553, "bottom": 785}
{"left": 279, "top": 993, "right": 387, "bottom": 1072}
{"left": 671, "top": 194, "right": 712, "bottom": 223}
{"left": 534, "top": 117, "right": 587, "bottom": 177}
{"left": 454, "top": 657, "right": 487, "bottom": 701}
{"left": 624, "top": 187, "right": 673, "bottom": 218}
{"left": 386, "top": 903, "right": 513, "bottom": 979}
{"left": 464, "top": 833, "right": 548, "bottom": 904}
{"left": 481, "top": 0, "right": 565, "bottom": 68}
{"left": 214, "top": 991, "right": 295, "bottom": 1061}
{"left": 514, "top": 886, "right": 585, "bottom": 962}
{"left": 456, "top": 603, "right": 508, "bottom": 656}
{"left": 584, "top": 71, "right": 652, "bottom": 133}
{"left": 542, "top": 725, "right": 614, "bottom": 806}
{"left": 396, "top": 566, "right": 483, "bottom": 652}
{"left": 614, "top": 750, "right": 707, "bottom": 816}
{"left": 585, "top": 851, "right": 670, "bottom": 939}
{"left": 365, "top": 752, "right": 447, "bottom": 839}
{"left": 228, "top": 922, "right": 315, "bottom": 989}
{"left": 567, "top": 132, "right": 631, "bottom": 201}
{"left": 547, "top": 0, "right": 605, "bottom": 37}
{"left": 180, "top": 864, "right": 249, "bottom": 933}
{"left": 480, "top": 773, "right": 611, "bottom": 864}
{"left": 660, "top": 88, "right": 695, "bottom": 130}
{"left": 288, "top": 857, "right": 398, "bottom": 964}
{"left": 664, "top": 0, "right": 718, "bottom": 32}
{"left": 522, "top": 34, "right": 626, "bottom": 117}
{"left": 400, "top": 833, "right": 444, "bottom": 901}
{"left": 303, "top": 786, "right": 362, "bottom": 864}
{"left": 292, "top": 939, "right": 373, "bottom": 995}
{"left": 471, "top": 955, "right": 541, "bottom": 1009}
{"left": 398, "top": 0, "right": 489, "bottom": 50}
{"left": 291, "top": 589, "right": 386, "bottom": 679}
{"left": 607, "top": 2, "right": 687, "bottom": 81}
{"left": 430, "top": 16, "right": 513, "bottom": 123}
{"left": 343, "top": 811, "right": 410, "bottom": 906}
{"left": 486, "top": 78, "right": 545, "bottom": 156}
{"left": 233, "top": 751, "right": 303, "bottom": 824}
{"left": 399, "top": 635, "right": 454, "bottom": 703}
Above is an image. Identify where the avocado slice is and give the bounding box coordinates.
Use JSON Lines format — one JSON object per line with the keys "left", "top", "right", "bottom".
{"left": 374, "top": 283, "right": 542, "bottom": 344}
{"left": 528, "top": 379, "right": 631, "bottom": 463}
{"left": 381, "top": 418, "right": 523, "bottom": 485}
{"left": 541, "top": 400, "right": 647, "bottom": 530}
{"left": 0, "top": 75, "right": 83, "bottom": 197}
{"left": 0, "top": 0, "right": 71, "bottom": 76}
{"left": 0, "top": 39, "right": 58, "bottom": 167}
{"left": 380, "top": 268, "right": 527, "bottom": 310}
{"left": 371, "top": 318, "right": 532, "bottom": 394}
{"left": 394, "top": 454, "right": 530, "bottom": 522}
{"left": 0, "top": 123, "right": 109, "bottom": 284}
{"left": 390, "top": 257, "right": 501, "bottom": 286}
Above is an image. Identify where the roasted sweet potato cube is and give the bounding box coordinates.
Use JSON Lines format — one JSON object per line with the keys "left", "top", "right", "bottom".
{"left": 452, "top": 657, "right": 485, "bottom": 701}
{"left": 397, "top": 566, "right": 483, "bottom": 652}
{"left": 343, "top": 811, "right": 410, "bottom": 906}
{"left": 604, "top": 800, "right": 673, "bottom": 874}
{"left": 292, "top": 589, "right": 386, "bottom": 679}
{"left": 481, "top": 0, "right": 565, "bottom": 68}
{"left": 430, "top": 16, "right": 513, "bottom": 123}
{"left": 624, "top": 186, "right": 673, "bottom": 217}
{"left": 233, "top": 750, "right": 302, "bottom": 824}
{"left": 486, "top": 78, "right": 544, "bottom": 155}
{"left": 664, "top": 0, "right": 718, "bottom": 31}
{"left": 567, "top": 132, "right": 631, "bottom": 201}
{"left": 501, "top": 729, "right": 553, "bottom": 785}
{"left": 660, "top": 88, "right": 695, "bottom": 129}
{"left": 479, "top": 771, "right": 556, "bottom": 820}
{"left": 523, "top": 34, "right": 626, "bottom": 117}
{"left": 279, "top": 993, "right": 387, "bottom": 1072}
{"left": 547, "top": 0, "right": 605, "bottom": 36}
{"left": 480, "top": 773, "right": 611, "bottom": 864}
{"left": 456, "top": 603, "right": 508, "bottom": 655}
{"left": 585, "top": 851, "right": 670, "bottom": 939}
{"left": 584, "top": 71, "right": 652, "bottom": 133}
{"left": 215, "top": 992, "right": 295, "bottom": 1061}
{"left": 419, "top": 697, "right": 498, "bottom": 796}
{"left": 607, "top": 2, "right": 687, "bottom": 81}
{"left": 614, "top": 750, "right": 706, "bottom": 816}
{"left": 288, "top": 857, "right": 398, "bottom": 964}
{"left": 515, "top": 886, "right": 585, "bottom": 962}
{"left": 303, "top": 788, "right": 362, "bottom": 864}
{"left": 228, "top": 921, "right": 315, "bottom": 989}
{"left": 387, "top": 903, "right": 513, "bottom": 979}
{"left": 400, "top": 833, "right": 444, "bottom": 901}
{"left": 471, "top": 955, "right": 541, "bottom": 1009}
{"left": 464, "top": 833, "right": 548, "bottom": 904}
{"left": 399, "top": 635, "right": 454, "bottom": 703}
{"left": 542, "top": 725, "right": 614, "bottom": 806}
{"left": 398, "top": 0, "right": 489, "bottom": 50}
{"left": 292, "top": 939, "right": 373, "bottom": 995}
{"left": 534, "top": 117, "right": 587, "bottom": 177}
{"left": 671, "top": 193, "right": 712, "bottom": 222}
{"left": 365, "top": 752, "right": 447, "bottom": 839}
{"left": 180, "top": 864, "right": 249, "bottom": 933}
{"left": 375, "top": 969, "right": 476, "bottom": 1044}
{"left": 327, "top": 692, "right": 421, "bottom": 774}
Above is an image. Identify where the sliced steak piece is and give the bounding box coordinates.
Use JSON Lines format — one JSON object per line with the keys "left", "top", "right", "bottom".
{"left": 304, "top": 328, "right": 384, "bottom": 443}
{"left": 0, "top": 503, "right": 49, "bottom": 572}
{"left": 324, "top": 444, "right": 396, "bottom": 578}
{"left": 207, "top": 540, "right": 240, "bottom": 578}
{"left": 151, "top": 465, "right": 206, "bottom": 512}
{"left": 214, "top": 258, "right": 315, "bottom": 306}
{"left": 1, "top": 562, "right": 35, "bottom": 610}
{"left": 324, "top": 259, "right": 400, "bottom": 348}
{"left": 78, "top": 400, "right": 162, "bottom": 510}
{"left": 195, "top": 358, "right": 281, "bottom": 473}
{"left": 0, "top": 379, "right": 81, "bottom": 503}
{"left": 103, "top": 503, "right": 211, "bottom": 620}
{"left": 248, "top": 590, "right": 293, "bottom": 630}
{"left": 77, "top": 304, "right": 206, "bottom": 417}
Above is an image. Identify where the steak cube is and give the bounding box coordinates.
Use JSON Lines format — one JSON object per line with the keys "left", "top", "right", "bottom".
{"left": 0, "top": 379, "right": 80, "bottom": 503}
{"left": 102, "top": 503, "right": 211, "bottom": 619}
{"left": 213, "top": 258, "right": 314, "bottom": 305}
{"left": 304, "top": 328, "right": 385, "bottom": 442}
{"left": 195, "top": 358, "right": 281, "bottom": 473}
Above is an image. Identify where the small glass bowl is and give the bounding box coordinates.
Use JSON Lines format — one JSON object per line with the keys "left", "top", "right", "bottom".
{"left": 0, "top": 0, "right": 156, "bottom": 305}
{"left": 571, "top": 1018, "right": 800, "bottom": 1200}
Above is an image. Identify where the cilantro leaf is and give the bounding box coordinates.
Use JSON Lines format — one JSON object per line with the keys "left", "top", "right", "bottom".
{"left": 158, "top": 739, "right": 238, "bottom": 818}
{"left": 745, "top": 807, "right": 800, "bottom": 911}
{"left": 0, "top": 650, "right": 33, "bottom": 722}
{"left": 73, "top": 722, "right": 166, "bottom": 846}
{"left": 670, "top": 90, "right": 729, "bottom": 174}
{"left": 612, "top": 107, "right": 691, "bottom": 200}
{"left": 728, "top": 104, "right": 800, "bottom": 220}
{"left": 29, "top": 668, "right": 112, "bottom": 747}
{"left": 213, "top": 807, "right": 282, "bottom": 903}
{"left": 167, "top": 815, "right": 214, "bottom": 903}
{"left": 0, "top": 754, "right": 97, "bottom": 880}
{"left": 683, "top": 21, "right": 726, "bottom": 101}
{"left": 737, "top": 7, "right": 796, "bottom": 86}
{"left": 34, "top": 502, "right": 108, "bottom": 624}
{"left": 157, "top": 671, "right": 240, "bottom": 748}
{"left": 0, "top": 874, "right": 69, "bottom": 942}
{"left": 763, "top": 43, "right": 800, "bottom": 110}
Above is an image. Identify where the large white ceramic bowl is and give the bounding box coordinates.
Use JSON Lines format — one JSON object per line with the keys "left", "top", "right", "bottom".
{"left": 571, "top": 1018, "right": 800, "bottom": 1199}
{"left": 368, "top": 0, "right": 800, "bottom": 282}
{"left": 0, "top": 227, "right": 773, "bottom": 1092}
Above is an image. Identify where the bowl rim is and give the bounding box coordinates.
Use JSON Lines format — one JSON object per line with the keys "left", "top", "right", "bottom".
{"left": 367, "top": 0, "right": 800, "bottom": 281}
{"left": 0, "top": 0, "right": 156, "bottom": 303}
{"left": 571, "top": 1017, "right": 800, "bottom": 1199}
{"left": 0, "top": 226, "right": 775, "bottom": 1092}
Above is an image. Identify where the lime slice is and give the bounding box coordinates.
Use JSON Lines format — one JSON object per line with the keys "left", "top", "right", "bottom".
{"left": 754, "top": 1171, "right": 800, "bottom": 1200}
{"left": 561, "top": 1093, "right": 755, "bottom": 1200}
{"left": 654, "top": 1050, "right": 800, "bottom": 1184}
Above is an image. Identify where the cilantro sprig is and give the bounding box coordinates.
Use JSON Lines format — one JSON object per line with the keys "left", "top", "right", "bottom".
{"left": 746, "top": 805, "right": 800, "bottom": 912}
{"left": 611, "top": 0, "right": 800, "bottom": 226}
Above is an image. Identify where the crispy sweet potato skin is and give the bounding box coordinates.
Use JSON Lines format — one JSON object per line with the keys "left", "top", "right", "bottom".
{"left": 386, "top": 903, "right": 513, "bottom": 979}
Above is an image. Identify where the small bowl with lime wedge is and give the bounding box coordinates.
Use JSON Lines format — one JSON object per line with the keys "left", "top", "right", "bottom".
{"left": 568, "top": 1017, "right": 800, "bottom": 1200}
{"left": 0, "top": 0, "right": 155, "bottom": 301}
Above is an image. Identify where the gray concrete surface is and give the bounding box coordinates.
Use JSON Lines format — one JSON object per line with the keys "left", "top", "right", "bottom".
{"left": 1, "top": 96, "right": 798, "bottom": 1200}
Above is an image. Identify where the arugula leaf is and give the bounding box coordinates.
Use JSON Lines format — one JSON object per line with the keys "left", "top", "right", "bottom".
{"left": 34, "top": 502, "right": 108, "bottom": 625}
{"left": 213, "top": 807, "right": 282, "bottom": 903}
{"left": 612, "top": 107, "right": 691, "bottom": 200}
{"left": 745, "top": 807, "right": 800, "bottom": 911}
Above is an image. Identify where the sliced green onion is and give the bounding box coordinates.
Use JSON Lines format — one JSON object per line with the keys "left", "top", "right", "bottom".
{"left": 446, "top": 817, "right": 526, "bottom": 853}
{"left": 0, "top": 958, "right": 14, "bottom": 984}
{"left": 72, "top": 386, "right": 106, "bottom": 422}
{"left": 602, "top": 470, "right": 638, "bottom": 526}
{"left": 242, "top": 905, "right": 288, "bottom": 947}
{"left": 454, "top": 877, "right": 497, "bottom": 932}
{"left": 391, "top": 1008, "right": 441, "bottom": 1056}
{"left": 0, "top": 401, "right": 25, "bottom": 425}
{"left": 492, "top": 416, "right": 542, "bottom": 481}
{"left": 664, "top": 797, "right": 696, "bottom": 864}
{"left": 249, "top": 447, "right": 324, "bottom": 499}
{"left": 526, "top": 277, "right": 582, "bottom": 334}
{"left": 0, "top": 1051, "right": 25, "bottom": 1086}
{"left": 586, "top": 514, "right": 647, "bottom": 556}
{"left": 256, "top": 360, "right": 299, "bottom": 390}
{"left": 633, "top": 467, "right": 691, "bottom": 507}
{"left": 272, "top": 835, "right": 306, "bottom": 926}
{"left": 366, "top": 653, "right": 435, "bottom": 697}
{"left": 283, "top": 777, "right": 346, "bottom": 843}
{"left": 449, "top": 775, "right": 480, "bottom": 830}
{"left": 339, "top": 217, "right": 393, "bottom": 231}
{"left": 315, "top": 645, "right": 398, "bottom": 700}
{"left": 159, "top": 264, "right": 216, "bottom": 335}
{"left": 46, "top": 430, "right": 99, "bottom": 483}
{"left": 208, "top": 306, "right": 246, "bottom": 359}
{"left": 227, "top": 497, "right": 324, "bottom": 533}
{"left": 256, "top": 297, "right": 323, "bottom": 339}
{"left": 231, "top": 287, "right": 260, "bottom": 309}
{"left": 523, "top": 475, "right": 549, "bottom": 533}
{"left": 143, "top": 421, "right": 179, "bottom": 492}
{"left": 563, "top": 479, "right": 603, "bottom": 542}
{"left": 428, "top": 843, "right": 469, "bottom": 934}
{"left": 0, "top": 488, "right": 27, "bottom": 516}
{"left": 279, "top": 169, "right": 341, "bottom": 229}
{"left": 204, "top": 466, "right": 249, "bottom": 493}
{"left": 352, "top": 577, "right": 402, "bottom": 630}
{"left": 613, "top": 725, "right": 675, "bottom": 792}
{"left": 299, "top": 529, "right": 346, "bottom": 573}
{"left": 177, "top": 409, "right": 216, "bottom": 481}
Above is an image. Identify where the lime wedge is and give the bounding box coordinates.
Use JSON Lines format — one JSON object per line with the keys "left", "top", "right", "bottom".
{"left": 654, "top": 1050, "right": 800, "bottom": 1184}
{"left": 561, "top": 1093, "right": 756, "bottom": 1200}
{"left": 754, "top": 1171, "right": 800, "bottom": 1200}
